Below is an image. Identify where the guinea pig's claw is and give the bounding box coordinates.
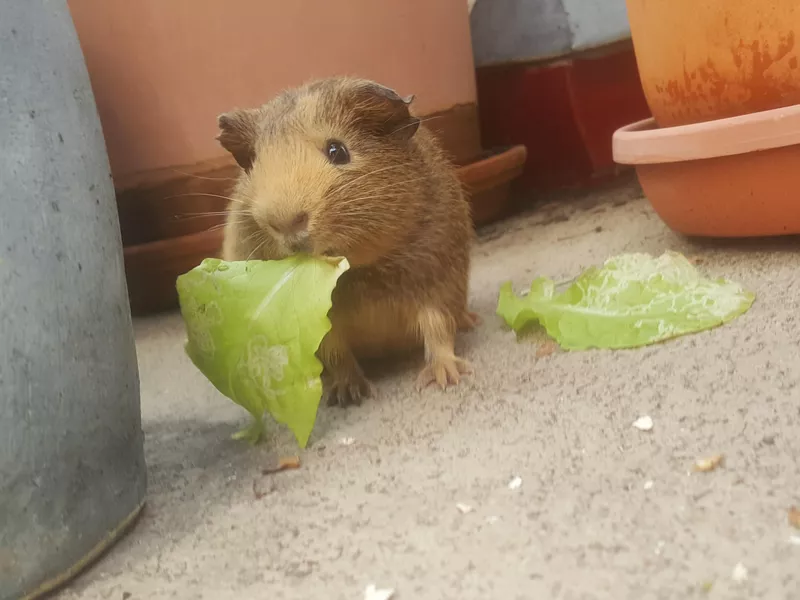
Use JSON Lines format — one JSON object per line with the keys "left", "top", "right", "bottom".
{"left": 325, "top": 376, "right": 374, "bottom": 408}
{"left": 416, "top": 356, "right": 472, "bottom": 390}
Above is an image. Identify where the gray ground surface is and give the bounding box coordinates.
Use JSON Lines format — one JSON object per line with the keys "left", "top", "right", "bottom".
{"left": 58, "top": 179, "right": 800, "bottom": 599}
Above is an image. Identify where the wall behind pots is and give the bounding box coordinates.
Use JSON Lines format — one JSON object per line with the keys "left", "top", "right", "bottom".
{"left": 67, "top": 0, "right": 479, "bottom": 191}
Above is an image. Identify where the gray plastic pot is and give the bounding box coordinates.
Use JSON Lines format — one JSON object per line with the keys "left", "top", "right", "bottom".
{"left": 470, "top": 0, "right": 632, "bottom": 67}
{"left": 0, "top": 2, "right": 147, "bottom": 598}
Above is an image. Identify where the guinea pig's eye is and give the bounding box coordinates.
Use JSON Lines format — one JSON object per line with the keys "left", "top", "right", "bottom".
{"left": 324, "top": 140, "right": 350, "bottom": 166}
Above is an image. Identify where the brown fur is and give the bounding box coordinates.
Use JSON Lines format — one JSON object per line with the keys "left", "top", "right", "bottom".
{"left": 218, "top": 77, "right": 475, "bottom": 405}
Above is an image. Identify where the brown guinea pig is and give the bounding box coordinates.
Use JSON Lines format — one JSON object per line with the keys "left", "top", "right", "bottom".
{"left": 217, "top": 77, "right": 477, "bottom": 406}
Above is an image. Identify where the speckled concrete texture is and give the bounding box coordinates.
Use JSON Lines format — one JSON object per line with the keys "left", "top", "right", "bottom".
{"left": 57, "top": 179, "right": 800, "bottom": 600}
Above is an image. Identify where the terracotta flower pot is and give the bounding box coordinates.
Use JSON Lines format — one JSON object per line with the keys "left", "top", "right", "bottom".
{"left": 612, "top": 103, "right": 800, "bottom": 238}
{"left": 68, "top": 0, "right": 521, "bottom": 315}
{"left": 67, "top": 0, "right": 481, "bottom": 186}
{"left": 459, "top": 145, "right": 527, "bottom": 225}
{"left": 626, "top": 0, "right": 800, "bottom": 127}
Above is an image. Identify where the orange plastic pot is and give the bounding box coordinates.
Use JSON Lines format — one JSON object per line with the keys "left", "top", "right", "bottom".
{"left": 626, "top": 0, "right": 800, "bottom": 127}
{"left": 613, "top": 103, "right": 800, "bottom": 238}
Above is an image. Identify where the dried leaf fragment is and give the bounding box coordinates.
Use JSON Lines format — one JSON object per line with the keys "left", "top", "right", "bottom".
{"left": 693, "top": 454, "right": 724, "bottom": 473}
{"left": 262, "top": 456, "right": 301, "bottom": 475}
{"left": 536, "top": 340, "right": 559, "bottom": 358}
{"left": 788, "top": 506, "right": 800, "bottom": 529}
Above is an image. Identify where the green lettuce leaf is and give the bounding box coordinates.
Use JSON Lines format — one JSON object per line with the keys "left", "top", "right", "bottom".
{"left": 497, "top": 251, "right": 755, "bottom": 350}
{"left": 176, "top": 256, "right": 349, "bottom": 446}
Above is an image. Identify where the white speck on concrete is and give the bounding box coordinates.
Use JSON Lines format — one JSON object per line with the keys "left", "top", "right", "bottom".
{"left": 732, "top": 562, "right": 748, "bottom": 583}
{"left": 364, "top": 584, "right": 395, "bottom": 600}
{"left": 632, "top": 416, "right": 654, "bottom": 431}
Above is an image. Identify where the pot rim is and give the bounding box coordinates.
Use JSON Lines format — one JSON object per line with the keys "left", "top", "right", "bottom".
{"left": 612, "top": 102, "right": 800, "bottom": 165}
{"left": 457, "top": 144, "right": 527, "bottom": 187}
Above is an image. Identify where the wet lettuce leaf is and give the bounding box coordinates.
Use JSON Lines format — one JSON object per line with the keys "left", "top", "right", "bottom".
{"left": 497, "top": 252, "right": 754, "bottom": 350}
{"left": 177, "top": 256, "right": 349, "bottom": 446}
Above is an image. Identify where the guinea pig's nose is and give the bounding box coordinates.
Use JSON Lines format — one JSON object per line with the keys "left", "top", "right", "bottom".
{"left": 268, "top": 211, "right": 309, "bottom": 235}
{"left": 286, "top": 230, "right": 312, "bottom": 254}
{"left": 287, "top": 211, "right": 309, "bottom": 234}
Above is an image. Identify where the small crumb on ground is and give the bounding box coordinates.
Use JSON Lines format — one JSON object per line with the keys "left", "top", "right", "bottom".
{"left": 632, "top": 416, "right": 654, "bottom": 431}
{"left": 643, "top": 480, "right": 654, "bottom": 490}
{"left": 508, "top": 476, "right": 522, "bottom": 490}
{"left": 364, "top": 584, "right": 395, "bottom": 600}
{"left": 693, "top": 454, "right": 724, "bottom": 473}
{"left": 731, "top": 562, "right": 748, "bottom": 584}
{"left": 456, "top": 503, "right": 473, "bottom": 514}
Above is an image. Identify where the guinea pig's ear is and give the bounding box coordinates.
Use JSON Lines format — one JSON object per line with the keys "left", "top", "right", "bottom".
{"left": 217, "top": 109, "right": 260, "bottom": 171}
{"left": 355, "top": 83, "right": 421, "bottom": 142}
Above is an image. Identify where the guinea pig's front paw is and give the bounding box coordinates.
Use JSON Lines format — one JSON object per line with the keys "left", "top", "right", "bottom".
{"left": 416, "top": 355, "right": 472, "bottom": 390}
{"left": 324, "top": 370, "right": 375, "bottom": 407}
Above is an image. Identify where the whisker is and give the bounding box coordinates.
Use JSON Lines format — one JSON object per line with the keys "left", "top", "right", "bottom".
{"left": 173, "top": 211, "right": 232, "bottom": 220}
{"left": 333, "top": 162, "right": 414, "bottom": 195}
{"left": 241, "top": 227, "right": 263, "bottom": 244}
{"left": 170, "top": 168, "right": 239, "bottom": 182}
{"left": 348, "top": 175, "right": 428, "bottom": 192}
{"left": 391, "top": 114, "right": 444, "bottom": 136}
{"left": 162, "top": 192, "right": 244, "bottom": 204}
{"left": 203, "top": 215, "right": 253, "bottom": 232}
{"left": 246, "top": 237, "right": 268, "bottom": 262}
{"left": 332, "top": 177, "right": 429, "bottom": 205}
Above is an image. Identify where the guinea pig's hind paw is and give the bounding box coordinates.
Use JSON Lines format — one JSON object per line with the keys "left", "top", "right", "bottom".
{"left": 416, "top": 356, "right": 472, "bottom": 390}
{"left": 324, "top": 376, "right": 374, "bottom": 408}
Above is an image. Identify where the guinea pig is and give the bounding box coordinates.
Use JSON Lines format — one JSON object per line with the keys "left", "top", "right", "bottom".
{"left": 217, "top": 77, "right": 477, "bottom": 406}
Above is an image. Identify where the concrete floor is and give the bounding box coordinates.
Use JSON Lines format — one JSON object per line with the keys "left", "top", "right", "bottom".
{"left": 58, "top": 179, "right": 800, "bottom": 600}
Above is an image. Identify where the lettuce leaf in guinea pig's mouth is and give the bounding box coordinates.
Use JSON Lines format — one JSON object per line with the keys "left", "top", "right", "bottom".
{"left": 497, "top": 251, "right": 754, "bottom": 350}
{"left": 176, "top": 255, "right": 349, "bottom": 447}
